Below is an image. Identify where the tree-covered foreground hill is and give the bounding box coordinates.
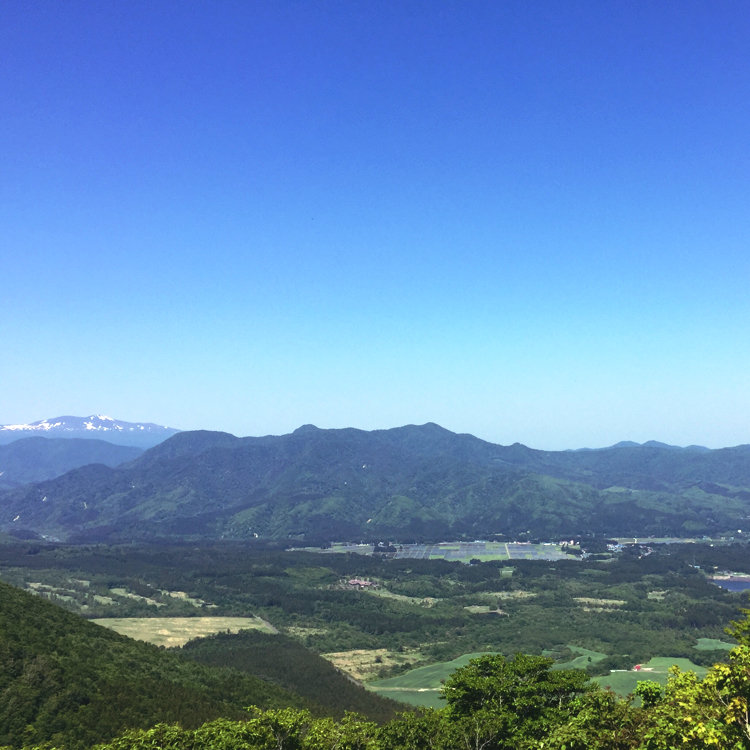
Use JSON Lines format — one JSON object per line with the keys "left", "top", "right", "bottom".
{"left": 0, "top": 580, "right": 398, "bottom": 749}
{"left": 3, "top": 423, "right": 750, "bottom": 543}
{"left": 95, "top": 631, "right": 750, "bottom": 749}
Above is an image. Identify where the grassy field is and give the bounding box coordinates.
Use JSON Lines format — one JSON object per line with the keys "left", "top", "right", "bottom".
{"left": 594, "top": 657, "right": 709, "bottom": 696}
{"left": 552, "top": 646, "right": 608, "bottom": 670}
{"left": 694, "top": 637, "right": 735, "bottom": 651}
{"left": 363, "top": 588, "right": 439, "bottom": 606}
{"left": 92, "top": 616, "right": 276, "bottom": 647}
{"left": 368, "top": 652, "right": 498, "bottom": 708}
{"left": 322, "top": 648, "right": 425, "bottom": 682}
{"left": 367, "top": 646, "right": 712, "bottom": 706}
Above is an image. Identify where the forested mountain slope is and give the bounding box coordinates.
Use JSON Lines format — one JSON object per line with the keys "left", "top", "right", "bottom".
{"left": 0, "top": 437, "right": 142, "bottom": 490}
{"left": 1, "top": 424, "right": 749, "bottom": 542}
{"left": 181, "top": 630, "right": 399, "bottom": 723}
{"left": 0, "top": 579, "right": 309, "bottom": 749}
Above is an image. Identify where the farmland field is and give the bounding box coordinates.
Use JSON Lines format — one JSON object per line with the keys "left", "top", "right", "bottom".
{"left": 322, "top": 647, "right": 425, "bottom": 682}
{"left": 368, "top": 649, "right": 712, "bottom": 706}
{"left": 368, "top": 652, "right": 498, "bottom": 707}
{"left": 694, "top": 637, "right": 734, "bottom": 651}
{"left": 92, "top": 616, "right": 276, "bottom": 647}
{"left": 594, "top": 657, "right": 709, "bottom": 696}
{"left": 316, "top": 541, "right": 570, "bottom": 562}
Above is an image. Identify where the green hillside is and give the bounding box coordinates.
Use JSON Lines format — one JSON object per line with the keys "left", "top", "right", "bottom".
{"left": 2, "top": 424, "right": 750, "bottom": 543}
{"left": 181, "top": 630, "right": 401, "bottom": 723}
{"left": 0, "top": 579, "right": 308, "bottom": 749}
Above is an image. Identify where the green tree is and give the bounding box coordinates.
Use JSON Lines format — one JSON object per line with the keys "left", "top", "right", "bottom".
{"left": 637, "top": 648, "right": 750, "bottom": 749}
{"left": 540, "top": 689, "right": 646, "bottom": 749}
{"left": 441, "top": 653, "right": 592, "bottom": 748}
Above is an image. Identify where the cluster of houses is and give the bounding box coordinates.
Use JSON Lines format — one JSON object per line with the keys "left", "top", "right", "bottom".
{"left": 345, "top": 578, "right": 376, "bottom": 589}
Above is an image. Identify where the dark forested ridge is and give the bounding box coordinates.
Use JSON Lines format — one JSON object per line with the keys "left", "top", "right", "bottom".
{"left": 0, "top": 437, "right": 142, "bottom": 490}
{"left": 181, "top": 630, "right": 399, "bottom": 723}
{"left": 1, "top": 423, "right": 750, "bottom": 543}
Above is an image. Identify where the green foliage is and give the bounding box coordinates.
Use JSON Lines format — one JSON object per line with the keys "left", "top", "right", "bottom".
{"left": 18, "top": 620, "right": 750, "bottom": 750}
{"left": 4, "top": 541, "right": 750, "bottom": 747}
{"left": 442, "top": 653, "right": 592, "bottom": 746}
{"left": 181, "top": 630, "right": 401, "bottom": 723}
{"left": 0, "top": 580, "right": 307, "bottom": 749}
{"left": 540, "top": 690, "right": 647, "bottom": 749}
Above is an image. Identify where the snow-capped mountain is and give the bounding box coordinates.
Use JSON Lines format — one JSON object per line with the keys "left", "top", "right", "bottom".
{"left": 0, "top": 415, "right": 179, "bottom": 448}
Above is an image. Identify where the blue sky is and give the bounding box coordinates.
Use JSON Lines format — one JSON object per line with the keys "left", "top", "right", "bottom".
{"left": 2, "top": 1, "right": 749, "bottom": 449}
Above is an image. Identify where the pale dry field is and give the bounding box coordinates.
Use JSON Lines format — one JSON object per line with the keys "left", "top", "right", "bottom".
{"left": 92, "top": 616, "right": 276, "bottom": 647}
{"left": 574, "top": 597, "right": 626, "bottom": 611}
{"left": 322, "top": 648, "right": 424, "bottom": 682}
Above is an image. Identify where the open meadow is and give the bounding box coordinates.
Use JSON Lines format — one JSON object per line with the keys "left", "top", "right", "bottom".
{"left": 92, "top": 616, "right": 276, "bottom": 647}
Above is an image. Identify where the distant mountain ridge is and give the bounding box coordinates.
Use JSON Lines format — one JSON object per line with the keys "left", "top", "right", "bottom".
{"left": 2, "top": 422, "right": 749, "bottom": 543}
{"left": 0, "top": 437, "right": 142, "bottom": 490}
{"left": 0, "top": 415, "right": 179, "bottom": 448}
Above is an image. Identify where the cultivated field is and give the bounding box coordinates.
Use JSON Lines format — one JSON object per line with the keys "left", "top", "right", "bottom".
{"left": 318, "top": 541, "right": 570, "bottom": 562}
{"left": 368, "top": 652, "right": 498, "bottom": 708}
{"left": 366, "top": 646, "right": 715, "bottom": 706}
{"left": 92, "top": 616, "right": 276, "bottom": 647}
{"left": 594, "top": 657, "right": 709, "bottom": 696}
{"left": 322, "top": 648, "right": 424, "bottom": 682}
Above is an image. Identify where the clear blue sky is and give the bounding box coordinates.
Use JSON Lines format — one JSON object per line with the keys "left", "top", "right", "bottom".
{"left": 2, "top": 1, "right": 749, "bottom": 449}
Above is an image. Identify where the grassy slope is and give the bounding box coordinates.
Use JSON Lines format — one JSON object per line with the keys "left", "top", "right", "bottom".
{"left": 368, "top": 652, "right": 498, "bottom": 708}
{"left": 594, "top": 657, "right": 709, "bottom": 696}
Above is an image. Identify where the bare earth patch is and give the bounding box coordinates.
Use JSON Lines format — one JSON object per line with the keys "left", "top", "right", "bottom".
{"left": 92, "top": 616, "right": 276, "bottom": 647}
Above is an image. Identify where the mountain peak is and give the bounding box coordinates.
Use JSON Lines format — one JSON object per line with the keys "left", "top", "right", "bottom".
{"left": 0, "top": 415, "right": 179, "bottom": 448}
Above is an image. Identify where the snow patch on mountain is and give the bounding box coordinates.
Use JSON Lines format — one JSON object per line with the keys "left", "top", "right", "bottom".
{"left": 0, "top": 415, "right": 179, "bottom": 448}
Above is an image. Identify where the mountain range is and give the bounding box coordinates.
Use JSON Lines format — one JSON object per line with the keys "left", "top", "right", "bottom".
{"left": 1, "top": 419, "right": 749, "bottom": 543}
{"left": 0, "top": 415, "right": 179, "bottom": 448}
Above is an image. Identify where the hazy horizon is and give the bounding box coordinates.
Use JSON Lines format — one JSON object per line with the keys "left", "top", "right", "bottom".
{"left": 1, "top": 413, "right": 745, "bottom": 453}
{"left": 4, "top": 2, "right": 748, "bottom": 452}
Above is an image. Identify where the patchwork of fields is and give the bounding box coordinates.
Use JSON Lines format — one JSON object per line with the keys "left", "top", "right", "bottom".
{"left": 367, "top": 646, "right": 723, "bottom": 706}
{"left": 368, "top": 652, "right": 498, "bottom": 707}
{"left": 2, "top": 540, "right": 745, "bottom": 717}
{"left": 319, "top": 541, "right": 571, "bottom": 562}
